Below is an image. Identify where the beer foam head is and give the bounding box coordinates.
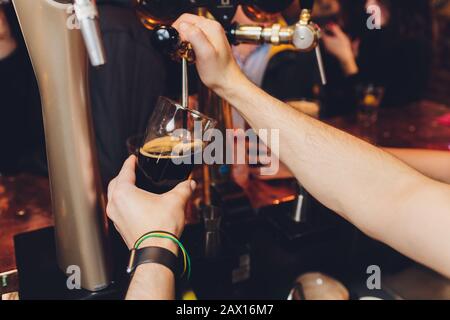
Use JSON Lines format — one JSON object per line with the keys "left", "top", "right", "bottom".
{"left": 140, "top": 136, "right": 203, "bottom": 158}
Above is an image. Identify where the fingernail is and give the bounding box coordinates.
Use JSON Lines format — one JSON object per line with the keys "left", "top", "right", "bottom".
{"left": 190, "top": 180, "right": 197, "bottom": 192}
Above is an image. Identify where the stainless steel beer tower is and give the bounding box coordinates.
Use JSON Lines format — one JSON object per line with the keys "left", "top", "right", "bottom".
{"left": 13, "top": 0, "right": 110, "bottom": 291}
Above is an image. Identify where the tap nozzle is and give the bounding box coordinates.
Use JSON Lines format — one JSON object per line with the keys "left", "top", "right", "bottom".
{"left": 74, "top": 0, "right": 106, "bottom": 66}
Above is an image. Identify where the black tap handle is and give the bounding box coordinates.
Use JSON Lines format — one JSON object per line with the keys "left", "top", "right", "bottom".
{"left": 225, "top": 22, "right": 239, "bottom": 45}
{"left": 151, "top": 25, "right": 181, "bottom": 55}
{"left": 300, "top": 0, "right": 314, "bottom": 12}
{"left": 151, "top": 24, "right": 195, "bottom": 63}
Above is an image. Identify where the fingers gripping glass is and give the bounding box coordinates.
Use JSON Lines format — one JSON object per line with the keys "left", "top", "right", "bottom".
{"left": 136, "top": 96, "right": 216, "bottom": 194}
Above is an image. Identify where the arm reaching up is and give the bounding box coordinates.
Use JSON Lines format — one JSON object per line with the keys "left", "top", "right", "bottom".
{"left": 173, "top": 14, "right": 450, "bottom": 279}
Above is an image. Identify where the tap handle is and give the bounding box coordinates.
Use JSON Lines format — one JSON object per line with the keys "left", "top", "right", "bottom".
{"left": 226, "top": 22, "right": 239, "bottom": 45}
{"left": 151, "top": 25, "right": 195, "bottom": 62}
{"left": 74, "top": 0, "right": 106, "bottom": 66}
{"left": 151, "top": 25, "right": 181, "bottom": 54}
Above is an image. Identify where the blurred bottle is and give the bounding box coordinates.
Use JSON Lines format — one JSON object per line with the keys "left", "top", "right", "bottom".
{"left": 356, "top": 84, "right": 385, "bottom": 144}
{"left": 357, "top": 84, "right": 385, "bottom": 127}
{"left": 134, "top": 0, "right": 185, "bottom": 29}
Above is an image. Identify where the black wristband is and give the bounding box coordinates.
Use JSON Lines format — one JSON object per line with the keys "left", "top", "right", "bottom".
{"left": 127, "top": 246, "right": 180, "bottom": 277}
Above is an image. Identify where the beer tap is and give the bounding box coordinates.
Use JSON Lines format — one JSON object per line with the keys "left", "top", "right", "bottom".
{"left": 151, "top": 25, "right": 195, "bottom": 63}
{"left": 228, "top": 0, "right": 327, "bottom": 85}
{"left": 139, "top": 1, "right": 326, "bottom": 85}
{"left": 73, "top": 0, "right": 106, "bottom": 66}
{"left": 13, "top": 0, "right": 111, "bottom": 292}
{"left": 151, "top": 25, "right": 195, "bottom": 109}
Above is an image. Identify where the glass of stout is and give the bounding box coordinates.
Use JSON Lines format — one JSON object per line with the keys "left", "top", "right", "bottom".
{"left": 136, "top": 96, "right": 216, "bottom": 194}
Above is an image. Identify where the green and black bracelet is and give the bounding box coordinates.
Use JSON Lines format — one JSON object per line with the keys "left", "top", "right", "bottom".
{"left": 127, "top": 230, "right": 191, "bottom": 279}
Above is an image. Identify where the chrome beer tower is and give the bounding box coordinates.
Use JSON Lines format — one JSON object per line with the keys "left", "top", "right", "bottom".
{"left": 13, "top": 0, "right": 109, "bottom": 291}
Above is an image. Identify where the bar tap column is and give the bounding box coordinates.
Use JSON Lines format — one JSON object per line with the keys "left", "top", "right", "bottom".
{"left": 13, "top": 0, "right": 110, "bottom": 291}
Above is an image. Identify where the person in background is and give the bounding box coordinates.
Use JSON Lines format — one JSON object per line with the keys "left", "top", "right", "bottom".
{"left": 263, "top": 0, "right": 342, "bottom": 116}
{"left": 265, "top": 0, "right": 434, "bottom": 118}
{"left": 230, "top": 5, "right": 286, "bottom": 129}
{"left": 321, "top": 0, "right": 433, "bottom": 116}
{"left": 0, "top": 3, "right": 46, "bottom": 175}
{"left": 232, "top": 6, "right": 280, "bottom": 88}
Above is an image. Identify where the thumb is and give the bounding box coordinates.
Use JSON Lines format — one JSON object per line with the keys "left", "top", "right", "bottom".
{"left": 169, "top": 179, "right": 197, "bottom": 204}
{"left": 116, "top": 155, "right": 137, "bottom": 186}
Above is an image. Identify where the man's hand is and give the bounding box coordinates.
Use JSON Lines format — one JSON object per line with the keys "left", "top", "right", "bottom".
{"left": 107, "top": 155, "right": 196, "bottom": 251}
{"left": 172, "top": 14, "right": 246, "bottom": 96}
{"left": 0, "top": 7, "right": 17, "bottom": 60}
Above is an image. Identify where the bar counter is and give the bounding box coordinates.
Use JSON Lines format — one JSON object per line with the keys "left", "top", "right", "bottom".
{"left": 327, "top": 100, "right": 450, "bottom": 150}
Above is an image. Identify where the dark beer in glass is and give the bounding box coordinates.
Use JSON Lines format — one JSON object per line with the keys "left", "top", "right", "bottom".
{"left": 136, "top": 96, "right": 216, "bottom": 194}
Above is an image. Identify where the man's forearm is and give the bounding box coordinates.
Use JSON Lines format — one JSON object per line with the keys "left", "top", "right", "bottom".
{"left": 385, "top": 148, "right": 450, "bottom": 184}
{"left": 218, "top": 78, "right": 423, "bottom": 225}
{"left": 125, "top": 239, "right": 178, "bottom": 300}
{"left": 217, "top": 78, "right": 450, "bottom": 277}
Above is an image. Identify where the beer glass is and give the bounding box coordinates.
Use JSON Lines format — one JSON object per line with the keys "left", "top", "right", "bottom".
{"left": 136, "top": 96, "right": 216, "bottom": 194}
